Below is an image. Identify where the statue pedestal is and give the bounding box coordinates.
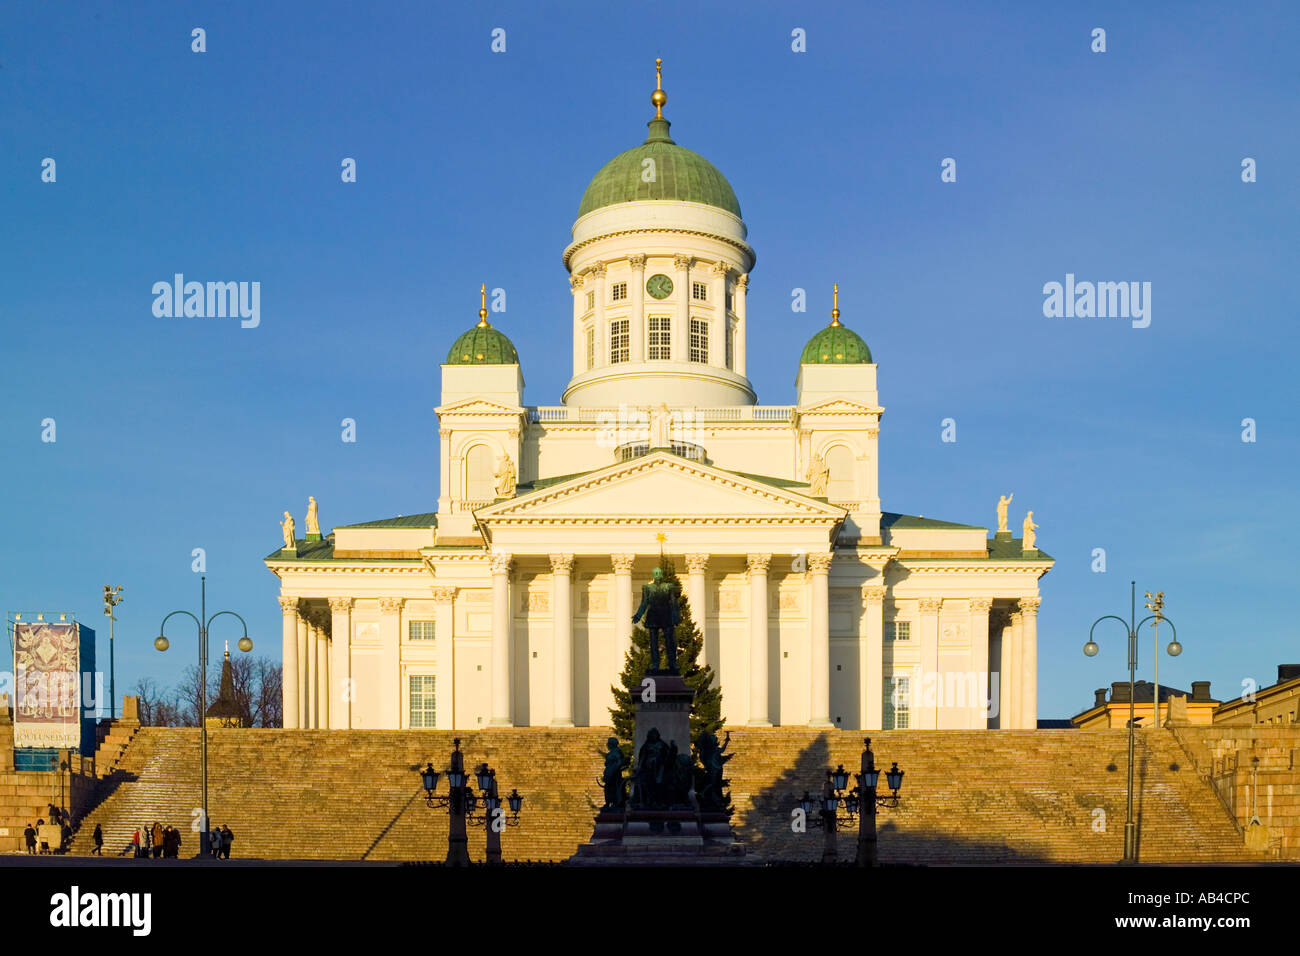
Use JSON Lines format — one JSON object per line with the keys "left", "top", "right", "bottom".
{"left": 569, "top": 670, "right": 755, "bottom": 866}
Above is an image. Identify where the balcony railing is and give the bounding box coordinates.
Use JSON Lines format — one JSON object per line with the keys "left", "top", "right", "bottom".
{"left": 527, "top": 405, "right": 793, "bottom": 424}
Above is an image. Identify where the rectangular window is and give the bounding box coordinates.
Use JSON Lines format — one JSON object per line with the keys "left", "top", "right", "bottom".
{"left": 689, "top": 317, "right": 709, "bottom": 363}
{"left": 409, "top": 675, "right": 436, "bottom": 727}
{"left": 725, "top": 319, "right": 735, "bottom": 369}
{"left": 648, "top": 316, "right": 671, "bottom": 360}
{"left": 585, "top": 291, "right": 595, "bottom": 312}
{"left": 726, "top": 290, "right": 734, "bottom": 312}
{"left": 585, "top": 326, "right": 595, "bottom": 370}
{"left": 692, "top": 282, "right": 708, "bottom": 301}
{"left": 408, "top": 620, "right": 435, "bottom": 641}
{"left": 609, "top": 318, "right": 629, "bottom": 364}
{"left": 885, "top": 620, "right": 911, "bottom": 642}
{"left": 883, "top": 676, "right": 910, "bottom": 730}
{"left": 611, "top": 281, "right": 627, "bottom": 301}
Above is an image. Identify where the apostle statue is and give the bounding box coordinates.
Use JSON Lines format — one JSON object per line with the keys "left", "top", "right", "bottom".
{"left": 493, "top": 453, "right": 516, "bottom": 497}
{"left": 649, "top": 403, "right": 672, "bottom": 449}
{"left": 632, "top": 565, "right": 681, "bottom": 672}
{"left": 695, "top": 730, "right": 733, "bottom": 812}
{"left": 280, "top": 511, "right": 296, "bottom": 550}
{"left": 996, "top": 494, "right": 1013, "bottom": 533}
{"left": 306, "top": 496, "right": 320, "bottom": 536}
{"left": 1022, "top": 511, "right": 1038, "bottom": 550}
{"left": 808, "top": 453, "right": 830, "bottom": 497}
{"left": 634, "top": 728, "right": 671, "bottom": 809}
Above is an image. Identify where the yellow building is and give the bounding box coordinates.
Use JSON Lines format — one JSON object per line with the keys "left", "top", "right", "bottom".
{"left": 1072, "top": 680, "right": 1218, "bottom": 729}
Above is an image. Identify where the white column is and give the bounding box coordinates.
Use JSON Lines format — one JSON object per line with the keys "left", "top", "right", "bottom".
{"left": 279, "top": 597, "right": 300, "bottom": 730}
{"left": 629, "top": 255, "right": 646, "bottom": 363}
{"left": 305, "top": 613, "right": 318, "bottom": 728}
{"left": 861, "top": 585, "right": 886, "bottom": 730}
{"left": 592, "top": 263, "right": 607, "bottom": 368}
{"left": 489, "top": 554, "right": 513, "bottom": 726}
{"left": 570, "top": 273, "right": 585, "bottom": 376}
{"left": 747, "top": 553, "right": 772, "bottom": 726}
{"left": 612, "top": 554, "right": 635, "bottom": 668}
{"left": 918, "top": 599, "right": 943, "bottom": 730}
{"left": 1020, "top": 598, "right": 1040, "bottom": 730}
{"left": 550, "top": 554, "right": 575, "bottom": 727}
{"left": 1009, "top": 611, "right": 1025, "bottom": 728}
{"left": 709, "top": 262, "right": 728, "bottom": 367}
{"left": 997, "top": 610, "right": 1013, "bottom": 730}
{"left": 673, "top": 255, "right": 692, "bottom": 362}
{"left": 684, "top": 554, "right": 709, "bottom": 668}
{"left": 808, "top": 552, "right": 833, "bottom": 728}
{"left": 328, "top": 597, "right": 353, "bottom": 730}
{"left": 968, "top": 598, "right": 993, "bottom": 730}
{"left": 735, "top": 274, "right": 748, "bottom": 377}
{"left": 296, "top": 613, "right": 309, "bottom": 729}
{"left": 315, "top": 613, "right": 330, "bottom": 729}
{"left": 377, "top": 598, "right": 403, "bottom": 729}
{"left": 431, "top": 587, "right": 456, "bottom": 730}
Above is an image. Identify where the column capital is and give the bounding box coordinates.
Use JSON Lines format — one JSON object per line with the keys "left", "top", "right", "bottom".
{"left": 673, "top": 254, "right": 693, "bottom": 271}
{"left": 309, "top": 609, "right": 332, "bottom": 631}
{"left": 807, "top": 552, "right": 833, "bottom": 573}
{"left": 549, "top": 553, "right": 575, "bottom": 574}
{"left": 278, "top": 595, "right": 302, "bottom": 613}
{"left": 711, "top": 260, "right": 731, "bottom": 277}
{"left": 490, "top": 552, "right": 513, "bottom": 575}
{"left": 327, "top": 597, "right": 354, "bottom": 613}
{"left": 430, "top": 587, "right": 456, "bottom": 604}
{"left": 1018, "top": 597, "right": 1042, "bottom": 615}
{"left": 746, "top": 553, "right": 771, "bottom": 574}
{"left": 1010, "top": 610, "right": 1024, "bottom": 626}
{"left": 611, "top": 553, "right": 636, "bottom": 573}
{"left": 736, "top": 273, "right": 749, "bottom": 289}
{"left": 918, "top": 598, "right": 944, "bottom": 614}
{"left": 968, "top": 598, "right": 994, "bottom": 614}
{"left": 378, "top": 597, "right": 405, "bottom": 614}
{"left": 569, "top": 273, "right": 584, "bottom": 290}
{"left": 684, "top": 553, "right": 710, "bottom": 574}
{"left": 628, "top": 254, "right": 646, "bottom": 272}
{"left": 590, "top": 261, "right": 607, "bottom": 279}
{"left": 861, "top": 584, "right": 887, "bottom": 604}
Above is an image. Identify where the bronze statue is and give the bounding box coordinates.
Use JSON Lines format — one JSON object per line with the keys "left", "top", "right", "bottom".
{"left": 634, "top": 728, "right": 671, "bottom": 809}
{"left": 695, "top": 730, "right": 732, "bottom": 812}
{"left": 599, "top": 737, "right": 629, "bottom": 810}
{"left": 632, "top": 566, "right": 681, "bottom": 672}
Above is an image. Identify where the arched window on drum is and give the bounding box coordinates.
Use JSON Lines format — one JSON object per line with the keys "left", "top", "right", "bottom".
{"left": 825, "top": 445, "right": 857, "bottom": 505}
{"left": 464, "top": 444, "right": 496, "bottom": 504}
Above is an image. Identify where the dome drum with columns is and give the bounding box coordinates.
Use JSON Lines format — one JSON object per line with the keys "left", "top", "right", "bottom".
{"left": 266, "top": 62, "right": 1052, "bottom": 734}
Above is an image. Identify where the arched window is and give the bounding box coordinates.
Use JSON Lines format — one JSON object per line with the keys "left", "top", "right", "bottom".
{"left": 825, "top": 445, "right": 856, "bottom": 503}
{"left": 465, "top": 444, "right": 495, "bottom": 502}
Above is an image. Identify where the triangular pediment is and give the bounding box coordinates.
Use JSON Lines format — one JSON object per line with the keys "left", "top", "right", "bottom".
{"left": 436, "top": 397, "right": 524, "bottom": 416}
{"left": 798, "top": 398, "right": 884, "bottom": 416}
{"left": 478, "top": 452, "right": 845, "bottom": 524}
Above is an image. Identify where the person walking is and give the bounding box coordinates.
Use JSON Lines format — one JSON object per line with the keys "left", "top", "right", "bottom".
{"left": 23, "top": 823, "right": 36, "bottom": 855}
{"left": 219, "top": 824, "right": 233, "bottom": 860}
{"left": 91, "top": 823, "right": 103, "bottom": 855}
{"left": 151, "top": 822, "right": 164, "bottom": 859}
{"left": 131, "top": 827, "right": 141, "bottom": 858}
{"left": 209, "top": 827, "right": 221, "bottom": 858}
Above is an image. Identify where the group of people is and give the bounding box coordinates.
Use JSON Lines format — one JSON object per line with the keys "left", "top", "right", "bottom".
{"left": 23, "top": 804, "right": 72, "bottom": 855}
{"left": 119, "top": 822, "right": 234, "bottom": 859}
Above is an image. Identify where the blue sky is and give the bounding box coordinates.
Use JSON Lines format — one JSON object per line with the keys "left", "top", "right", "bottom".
{"left": 2, "top": 1, "right": 1296, "bottom": 719}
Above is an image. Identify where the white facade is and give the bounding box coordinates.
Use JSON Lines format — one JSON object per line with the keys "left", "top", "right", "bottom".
{"left": 266, "top": 92, "right": 1052, "bottom": 734}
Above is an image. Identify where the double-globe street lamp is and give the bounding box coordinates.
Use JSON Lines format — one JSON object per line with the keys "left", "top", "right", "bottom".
{"left": 419, "top": 738, "right": 522, "bottom": 866}
{"left": 1083, "top": 580, "right": 1182, "bottom": 864}
{"left": 798, "top": 738, "right": 903, "bottom": 866}
{"left": 155, "top": 576, "right": 252, "bottom": 860}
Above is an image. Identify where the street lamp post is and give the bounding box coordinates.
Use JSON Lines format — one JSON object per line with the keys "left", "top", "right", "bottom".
{"left": 419, "top": 740, "right": 522, "bottom": 866}
{"left": 1083, "top": 580, "right": 1181, "bottom": 864}
{"left": 796, "top": 738, "right": 903, "bottom": 866}
{"left": 155, "top": 576, "right": 253, "bottom": 859}
{"left": 103, "top": 586, "right": 123, "bottom": 720}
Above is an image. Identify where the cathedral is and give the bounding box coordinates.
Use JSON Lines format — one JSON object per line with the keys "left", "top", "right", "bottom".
{"left": 266, "top": 64, "right": 1052, "bottom": 733}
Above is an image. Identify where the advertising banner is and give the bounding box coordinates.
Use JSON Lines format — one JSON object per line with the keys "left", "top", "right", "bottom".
{"left": 13, "top": 621, "right": 81, "bottom": 749}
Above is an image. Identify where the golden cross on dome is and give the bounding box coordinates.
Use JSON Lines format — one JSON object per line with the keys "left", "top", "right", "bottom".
{"left": 478, "top": 283, "right": 489, "bottom": 327}
{"left": 831, "top": 284, "right": 841, "bottom": 326}
{"left": 652, "top": 58, "right": 667, "bottom": 119}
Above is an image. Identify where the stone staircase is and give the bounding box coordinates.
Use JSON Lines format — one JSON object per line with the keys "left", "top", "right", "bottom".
{"left": 66, "top": 727, "right": 1257, "bottom": 863}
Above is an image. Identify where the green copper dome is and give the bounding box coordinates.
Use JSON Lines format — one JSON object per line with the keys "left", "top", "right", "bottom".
{"left": 446, "top": 325, "right": 519, "bottom": 365}
{"left": 800, "top": 323, "right": 873, "bottom": 364}
{"left": 578, "top": 119, "right": 741, "bottom": 219}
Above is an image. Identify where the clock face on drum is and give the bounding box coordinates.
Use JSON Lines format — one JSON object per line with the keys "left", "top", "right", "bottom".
{"left": 646, "top": 274, "right": 674, "bottom": 299}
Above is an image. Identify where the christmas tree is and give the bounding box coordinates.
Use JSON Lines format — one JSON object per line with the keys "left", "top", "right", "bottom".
{"left": 608, "top": 558, "right": 727, "bottom": 779}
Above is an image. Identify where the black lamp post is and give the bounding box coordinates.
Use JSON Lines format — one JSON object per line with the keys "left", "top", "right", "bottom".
{"left": 419, "top": 740, "right": 522, "bottom": 866}
{"left": 155, "top": 576, "right": 253, "bottom": 860}
{"left": 1083, "top": 580, "right": 1181, "bottom": 864}
{"left": 797, "top": 738, "right": 903, "bottom": 866}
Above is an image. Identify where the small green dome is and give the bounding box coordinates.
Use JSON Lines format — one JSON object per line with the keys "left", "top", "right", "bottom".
{"left": 578, "top": 119, "right": 741, "bottom": 219}
{"left": 800, "top": 323, "right": 873, "bottom": 364}
{"left": 446, "top": 325, "right": 519, "bottom": 365}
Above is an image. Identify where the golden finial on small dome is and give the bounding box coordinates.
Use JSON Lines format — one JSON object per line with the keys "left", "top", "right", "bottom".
{"left": 651, "top": 57, "right": 667, "bottom": 119}
{"left": 478, "top": 283, "right": 490, "bottom": 327}
{"left": 830, "top": 283, "right": 841, "bottom": 326}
